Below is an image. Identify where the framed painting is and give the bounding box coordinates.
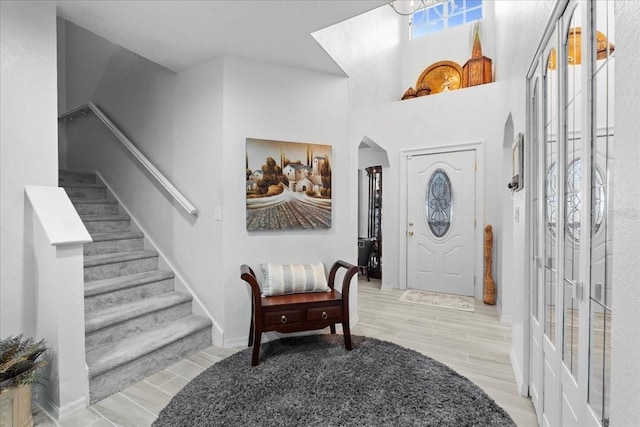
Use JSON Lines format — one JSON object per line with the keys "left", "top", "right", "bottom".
{"left": 245, "top": 138, "right": 332, "bottom": 231}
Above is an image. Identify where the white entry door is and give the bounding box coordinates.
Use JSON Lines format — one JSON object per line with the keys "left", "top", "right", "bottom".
{"left": 406, "top": 149, "right": 476, "bottom": 296}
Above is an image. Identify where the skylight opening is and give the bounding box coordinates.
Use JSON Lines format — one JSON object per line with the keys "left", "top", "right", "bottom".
{"left": 411, "top": 0, "right": 483, "bottom": 40}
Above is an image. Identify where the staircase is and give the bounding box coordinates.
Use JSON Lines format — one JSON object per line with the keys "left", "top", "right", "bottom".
{"left": 59, "top": 170, "right": 212, "bottom": 404}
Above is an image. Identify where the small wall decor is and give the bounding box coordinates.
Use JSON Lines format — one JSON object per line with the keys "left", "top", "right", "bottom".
{"left": 462, "top": 22, "right": 493, "bottom": 88}
{"left": 508, "top": 132, "right": 524, "bottom": 192}
{"left": 246, "top": 138, "right": 332, "bottom": 231}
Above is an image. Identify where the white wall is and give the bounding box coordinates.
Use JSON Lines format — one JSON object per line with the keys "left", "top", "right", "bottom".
{"left": 493, "top": 0, "right": 556, "bottom": 391}
{"left": 0, "top": 0, "right": 58, "bottom": 337}
{"left": 317, "top": 5, "right": 506, "bottom": 302}
{"left": 63, "top": 22, "right": 226, "bottom": 339}
{"left": 610, "top": 2, "right": 640, "bottom": 425}
{"left": 220, "top": 57, "right": 354, "bottom": 345}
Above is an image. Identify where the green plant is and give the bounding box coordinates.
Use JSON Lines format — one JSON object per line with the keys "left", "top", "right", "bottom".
{"left": 0, "top": 335, "right": 47, "bottom": 390}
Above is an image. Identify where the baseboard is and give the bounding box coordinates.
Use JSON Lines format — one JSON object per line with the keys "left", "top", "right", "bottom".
{"left": 497, "top": 301, "right": 513, "bottom": 323}
{"left": 36, "top": 393, "right": 87, "bottom": 422}
{"left": 510, "top": 347, "right": 528, "bottom": 396}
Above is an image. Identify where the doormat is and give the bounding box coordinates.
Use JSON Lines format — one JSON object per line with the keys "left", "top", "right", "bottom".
{"left": 399, "top": 289, "right": 475, "bottom": 312}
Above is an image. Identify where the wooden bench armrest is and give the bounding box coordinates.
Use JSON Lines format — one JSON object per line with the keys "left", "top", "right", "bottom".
{"left": 240, "top": 264, "right": 262, "bottom": 310}
{"left": 328, "top": 260, "right": 358, "bottom": 298}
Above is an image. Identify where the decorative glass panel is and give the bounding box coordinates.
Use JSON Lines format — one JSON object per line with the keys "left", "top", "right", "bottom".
{"left": 589, "top": 0, "right": 614, "bottom": 423}
{"left": 543, "top": 29, "right": 558, "bottom": 344}
{"left": 426, "top": 169, "right": 453, "bottom": 238}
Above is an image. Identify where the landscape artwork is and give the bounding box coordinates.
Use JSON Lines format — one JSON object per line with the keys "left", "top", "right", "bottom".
{"left": 246, "top": 138, "right": 332, "bottom": 231}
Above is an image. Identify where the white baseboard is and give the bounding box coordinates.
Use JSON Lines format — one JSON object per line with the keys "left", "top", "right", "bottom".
{"left": 510, "top": 347, "right": 528, "bottom": 396}
{"left": 36, "top": 393, "right": 87, "bottom": 422}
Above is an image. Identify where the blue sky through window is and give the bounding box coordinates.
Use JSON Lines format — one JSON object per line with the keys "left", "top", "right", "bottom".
{"left": 411, "top": 0, "right": 483, "bottom": 39}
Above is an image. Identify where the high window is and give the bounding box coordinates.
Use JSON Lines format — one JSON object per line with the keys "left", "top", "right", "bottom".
{"left": 411, "top": 0, "right": 483, "bottom": 39}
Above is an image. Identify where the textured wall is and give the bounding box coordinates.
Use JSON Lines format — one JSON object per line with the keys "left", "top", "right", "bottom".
{"left": 0, "top": 0, "right": 58, "bottom": 337}
{"left": 611, "top": 1, "right": 640, "bottom": 425}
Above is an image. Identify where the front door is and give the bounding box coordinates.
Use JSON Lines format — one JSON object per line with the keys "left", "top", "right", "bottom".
{"left": 406, "top": 149, "right": 476, "bottom": 296}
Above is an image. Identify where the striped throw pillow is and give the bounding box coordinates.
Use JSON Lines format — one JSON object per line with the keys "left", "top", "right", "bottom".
{"left": 260, "top": 263, "right": 329, "bottom": 296}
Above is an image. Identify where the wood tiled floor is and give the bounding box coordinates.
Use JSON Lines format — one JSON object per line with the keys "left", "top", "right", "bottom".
{"left": 34, "top": 278, "right": 538, "bottom": 426}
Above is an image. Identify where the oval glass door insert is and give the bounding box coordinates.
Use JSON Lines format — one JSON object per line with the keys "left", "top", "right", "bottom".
{"left": 426, "top": 169, "right": 453, "bottom": 238}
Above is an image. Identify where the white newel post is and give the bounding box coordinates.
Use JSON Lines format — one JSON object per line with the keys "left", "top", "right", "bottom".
{"left": 25, "top": 186, "right": 92, "bottom": 420}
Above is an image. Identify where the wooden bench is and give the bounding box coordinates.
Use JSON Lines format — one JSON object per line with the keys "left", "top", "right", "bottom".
{"left": 240, "top": 260, "right": 358, "bottom": 366}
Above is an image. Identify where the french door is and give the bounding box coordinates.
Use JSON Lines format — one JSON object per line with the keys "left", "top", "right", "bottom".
{"left": 527, "top": 1, "right": 614, "bottom": 426}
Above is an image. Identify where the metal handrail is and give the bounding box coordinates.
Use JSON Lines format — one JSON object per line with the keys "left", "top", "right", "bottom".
{"left": 59, "top": 102, "right": 198, "bottom": 216}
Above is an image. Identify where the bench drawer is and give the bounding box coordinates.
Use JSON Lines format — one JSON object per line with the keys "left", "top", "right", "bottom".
{"left": 307, "top": 306, "right": 342, "bottom": 322}
{"left": 264, "top": 309, "right": 303, "bottom": 326}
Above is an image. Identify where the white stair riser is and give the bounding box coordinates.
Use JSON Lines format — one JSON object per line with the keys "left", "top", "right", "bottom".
{"left": 83, "top": 220, "right": 130, "bottom": 233}
{"left": 63, "top": 186, "right": 106, "bottom": 199}
{"left": 74, "top": 202, "right": 118, "bottom": 215}
{"left": 85, "top": 302, "right": 193, "bottom": 352}
{"left": 84, "top": 257, "right": 158, "bottom": 281}
{"left": 85, "top": 278, "right": 175, "bottom": 313}
{"left": 88, "top": 328, "right": 211, "bottom": 404}
{"left": 85, "top": 238, "right": 144, "bottom": 256}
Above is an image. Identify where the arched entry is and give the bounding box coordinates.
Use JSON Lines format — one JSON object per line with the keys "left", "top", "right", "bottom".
{"left": 358, "top": 136, "right": 389, "bottom": 282}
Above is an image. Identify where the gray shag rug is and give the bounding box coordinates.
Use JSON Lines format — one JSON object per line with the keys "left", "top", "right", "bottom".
{"left": 153, "top": 335, "right": 515, "bottom": 427}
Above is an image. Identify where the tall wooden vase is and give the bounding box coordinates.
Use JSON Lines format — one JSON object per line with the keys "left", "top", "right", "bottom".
{"left": 462, "top": 25, "right": 493, "bottom": 88}
{"left": 483, "top": 225, "right": 496, "bottom": 305}
{"left": 0, "top": 384, "right": 34, "bottom": 427}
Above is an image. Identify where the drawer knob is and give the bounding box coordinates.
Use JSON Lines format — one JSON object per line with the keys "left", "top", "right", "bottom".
{"left": 321, "top": 311, "right": 328, "bottom": 320}
{"left": 281, "top": 315, "right": 288, "bottom": 324}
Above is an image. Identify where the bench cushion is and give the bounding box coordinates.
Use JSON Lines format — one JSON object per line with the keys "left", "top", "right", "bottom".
{"left": 260, "top": 263, "right": 329, "bottom": 296}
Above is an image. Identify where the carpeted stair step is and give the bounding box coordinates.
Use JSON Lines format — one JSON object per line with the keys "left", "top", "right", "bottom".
{"left": 85, "top": 270, "right": 175, "bottom": 313}
{"left": 86, "top": 314, "right": 212, "bottom": 403}
{"left": 81, "top": 214, "right": 131, "bottom": 233}
{"left": 61, "top": 182, "right": 106, "bottom": 199}
{"left": 85, "top": 291, "right": 193, "bottom": 352}
{"left": 84, "top": 250, "right": 158, "bottom": 281}
{"left": 59, "top": 170, "right": 97, "bottom": 184}
{"left": 84, "top": 231, "right": 144, "bottom": 256}
{"left": 71, "top": 198, "right": 119, "bottom": 215}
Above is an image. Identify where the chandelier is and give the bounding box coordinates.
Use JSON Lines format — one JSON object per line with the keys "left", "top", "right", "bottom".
{"left": 388, "top": 0, "right": 450, "bottom": 16}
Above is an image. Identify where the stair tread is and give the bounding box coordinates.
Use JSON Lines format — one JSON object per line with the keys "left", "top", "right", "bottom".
{"left": 85, "top": 270, "right": 174, "bottom": 297}
{"left": 85, "top": 291, "right": 192, "bottom": 333}
{"left": 90, "top": 231, "right": 144, "bottom": 242}
{"left": 84, "top": 250, "right": 158, "bottom": 267}
{"left": 71, "top": 198, "right": 118, "bottom": 204}
{"left": 81, "top": 214, "right": 130, "bottom": 222}
{"left": 86, "top": 314, "right": 212, "bottom": 378}
{"left": 59, "top": 182, "right": 105, "bottom": 189}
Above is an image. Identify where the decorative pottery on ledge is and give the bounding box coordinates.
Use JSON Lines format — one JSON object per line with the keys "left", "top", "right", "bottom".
{"left": 416, "top": 82, "right": 432, "bottom": 97}
{"left": 416, "top": 61, "right": 462, "bottom": 95}
{"left": 401, "top": 87, "right": 417, "bottom": 100}
{"left": 462, "top": 23, "right": 492, "bottom": 88}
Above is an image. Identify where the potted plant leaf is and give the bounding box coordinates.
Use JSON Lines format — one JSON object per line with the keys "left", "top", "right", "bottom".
{"left": 0, "top": 335, "right": 47, "bottom": 427}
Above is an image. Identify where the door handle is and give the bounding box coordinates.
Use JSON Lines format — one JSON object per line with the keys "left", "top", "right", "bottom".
{"left": 407, "top": 231, "right": 414, "bottom": 236}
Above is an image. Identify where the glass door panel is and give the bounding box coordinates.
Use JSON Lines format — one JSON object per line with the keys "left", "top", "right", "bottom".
{"left": 589, "top": 0, "right": 614, "bottom": 424}
{"left": 544, "top": 33, "right": 558, "bottom": 346}
{"left": 562, "top": 3, "right": 582, "bottom": 379}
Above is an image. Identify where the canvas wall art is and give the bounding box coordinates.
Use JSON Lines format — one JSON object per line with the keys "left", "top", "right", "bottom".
{"left": 246, "top": 138, "right": 332, "bottom": 231}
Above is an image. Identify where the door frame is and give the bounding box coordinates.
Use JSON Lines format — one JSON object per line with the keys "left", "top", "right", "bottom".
{"left": 399, "top": 141, "right": 485, "bottom": 300}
